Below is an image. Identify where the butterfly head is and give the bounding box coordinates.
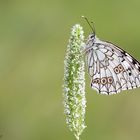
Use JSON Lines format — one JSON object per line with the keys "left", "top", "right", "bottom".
{"left": 82, "top": 33, "right": 98, "bottom": 53}
{"left": 87, "top": 33, "right": 96, "bottom": 42}
{"left": 85, "top": 33, "right": 99, "bottom": 46}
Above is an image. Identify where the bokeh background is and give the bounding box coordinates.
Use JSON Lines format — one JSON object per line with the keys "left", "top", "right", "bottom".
{"left": 0, "top": 0, "right": 140, "bottom": 140}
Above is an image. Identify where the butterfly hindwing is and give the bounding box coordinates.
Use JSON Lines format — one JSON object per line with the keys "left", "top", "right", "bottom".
{"left": 86, "top": 39, "right": 140, "bottom": 95}
{"left": 108, "top": 42, "right": 140, "bottom": 89}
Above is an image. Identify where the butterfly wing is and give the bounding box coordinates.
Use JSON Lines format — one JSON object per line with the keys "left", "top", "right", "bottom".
{"left": 86, "top": 41, "right": 140, "bottom": 95}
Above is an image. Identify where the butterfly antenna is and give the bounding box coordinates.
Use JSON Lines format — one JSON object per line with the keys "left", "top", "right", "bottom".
{"left": 81, "top": 16, "right": 95, "bottom": 35}
{"left": 91, "top": 21, "right": 96, "bottom": 36}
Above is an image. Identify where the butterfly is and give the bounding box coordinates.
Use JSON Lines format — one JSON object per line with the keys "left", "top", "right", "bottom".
{"left": 82, "top": 16, "right": 140, "bottom": 95}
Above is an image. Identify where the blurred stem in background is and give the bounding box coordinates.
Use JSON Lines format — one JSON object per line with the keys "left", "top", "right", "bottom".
{"left": 63, "top": 24, "right": 86, "bottom": 140}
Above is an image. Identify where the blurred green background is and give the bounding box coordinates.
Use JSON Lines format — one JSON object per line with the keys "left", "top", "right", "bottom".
{"left": 0, "top": 0, "right": 140, "bottom": 140}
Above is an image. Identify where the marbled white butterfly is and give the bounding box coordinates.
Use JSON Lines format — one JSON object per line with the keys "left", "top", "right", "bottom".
{"left": 82, "top": 16, "right": 140, "bottom": 95}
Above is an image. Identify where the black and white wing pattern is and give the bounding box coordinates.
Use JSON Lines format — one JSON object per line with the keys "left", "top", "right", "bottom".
{"left": 85, "top": 35, "right": 140, "bottom": 95}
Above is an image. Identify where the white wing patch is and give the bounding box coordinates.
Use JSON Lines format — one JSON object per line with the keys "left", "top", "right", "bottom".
{"left": 85, "top": 41, "right": 140, "bottom": 95}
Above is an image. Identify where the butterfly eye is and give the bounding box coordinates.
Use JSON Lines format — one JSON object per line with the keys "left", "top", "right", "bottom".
{"left": 90, "top": 34, "right": 95, "bottom": 39}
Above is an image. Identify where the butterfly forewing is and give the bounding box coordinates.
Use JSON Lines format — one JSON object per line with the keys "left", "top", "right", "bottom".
{"left": 85, "top": 35, "right": 140, "bottom": 95}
